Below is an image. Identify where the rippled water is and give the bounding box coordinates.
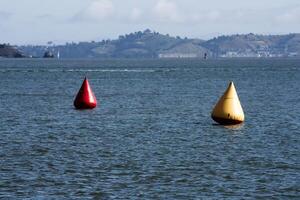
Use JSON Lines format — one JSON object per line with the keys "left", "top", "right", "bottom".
{"left": 0, "top": 58, "right": 299, "bottom": 199}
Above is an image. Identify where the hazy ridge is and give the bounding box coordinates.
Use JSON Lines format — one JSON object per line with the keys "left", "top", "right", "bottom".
{"left": 2, "top": 29, "right": 300, "bottom": 58}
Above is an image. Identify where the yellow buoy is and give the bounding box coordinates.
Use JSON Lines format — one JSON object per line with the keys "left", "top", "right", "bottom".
{"left": 211, "top": 82, "right": 245, "bottom": 125}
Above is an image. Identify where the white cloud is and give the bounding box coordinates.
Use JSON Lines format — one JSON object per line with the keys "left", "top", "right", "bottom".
{"left": 72, "top": 0, "right": 114, "bottom": 22}
{"left": 153, "top": 0, "right": 183, "bottom": 23}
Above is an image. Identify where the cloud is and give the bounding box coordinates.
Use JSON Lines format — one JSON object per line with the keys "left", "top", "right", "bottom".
{"left": 72, "top": 0, "right": 114, "bottom": 22}
{"left": 150, "top": 1, "right": 232, "bottom": 24}
{"left": 153, "top": 0, "right": 183, "bottom": 23}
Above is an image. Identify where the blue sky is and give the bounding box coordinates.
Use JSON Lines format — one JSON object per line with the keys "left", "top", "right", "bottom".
{"left": 1, "top": 0, "right": 300, "bottom": 44}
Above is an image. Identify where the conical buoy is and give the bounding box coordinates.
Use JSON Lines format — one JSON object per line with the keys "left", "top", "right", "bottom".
{"left": 74, "top": 77, "right": 97, "bottom": 109}
{"left": 211, "top": 82, "right": 244, "bottom": 125}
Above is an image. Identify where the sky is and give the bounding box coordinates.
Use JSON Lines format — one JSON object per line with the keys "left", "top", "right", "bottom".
{"left": 1, "top": 0, "right": 300, "bottom": 45}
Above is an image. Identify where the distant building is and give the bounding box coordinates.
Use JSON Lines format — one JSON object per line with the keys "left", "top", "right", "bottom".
{"left": 158, "top": 53, "right": 198, "bottom": 58}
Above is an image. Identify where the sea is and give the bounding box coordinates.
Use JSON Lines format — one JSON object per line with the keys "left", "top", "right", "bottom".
{"left": 0, "top": 58, "right": 299, "bottom": 199}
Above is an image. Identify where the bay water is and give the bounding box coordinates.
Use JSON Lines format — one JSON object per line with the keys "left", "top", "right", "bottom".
{"left": 0, "top": 58, "right": 299, "bottom": 199}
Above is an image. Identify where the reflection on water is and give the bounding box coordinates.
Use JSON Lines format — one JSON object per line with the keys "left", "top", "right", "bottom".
{"left": 224, "top": 123, "right": 244, "bottom": 130}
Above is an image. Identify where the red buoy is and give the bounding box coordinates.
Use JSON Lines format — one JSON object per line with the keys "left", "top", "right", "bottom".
{"left": 74, "top": 77, "right": 97, "bottom": 109}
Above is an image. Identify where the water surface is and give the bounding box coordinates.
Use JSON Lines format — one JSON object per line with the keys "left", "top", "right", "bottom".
{"left": 0, "top": 58, "right": 299, "bottom": 199}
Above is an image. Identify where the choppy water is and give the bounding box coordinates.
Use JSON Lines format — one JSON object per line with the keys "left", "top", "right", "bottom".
{"left": 0, "top": 58, "right": 299, "bottom": 199}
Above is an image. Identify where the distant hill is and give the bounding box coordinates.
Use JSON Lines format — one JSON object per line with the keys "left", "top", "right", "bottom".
{"left": 0, "top": 44, "right": 25, "bottom": 58}
{"left": 17, "top": 30, "right": 300, "bottom": 58}
{"left": 203, "top": 33, "right": 300, "bottom": 57}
